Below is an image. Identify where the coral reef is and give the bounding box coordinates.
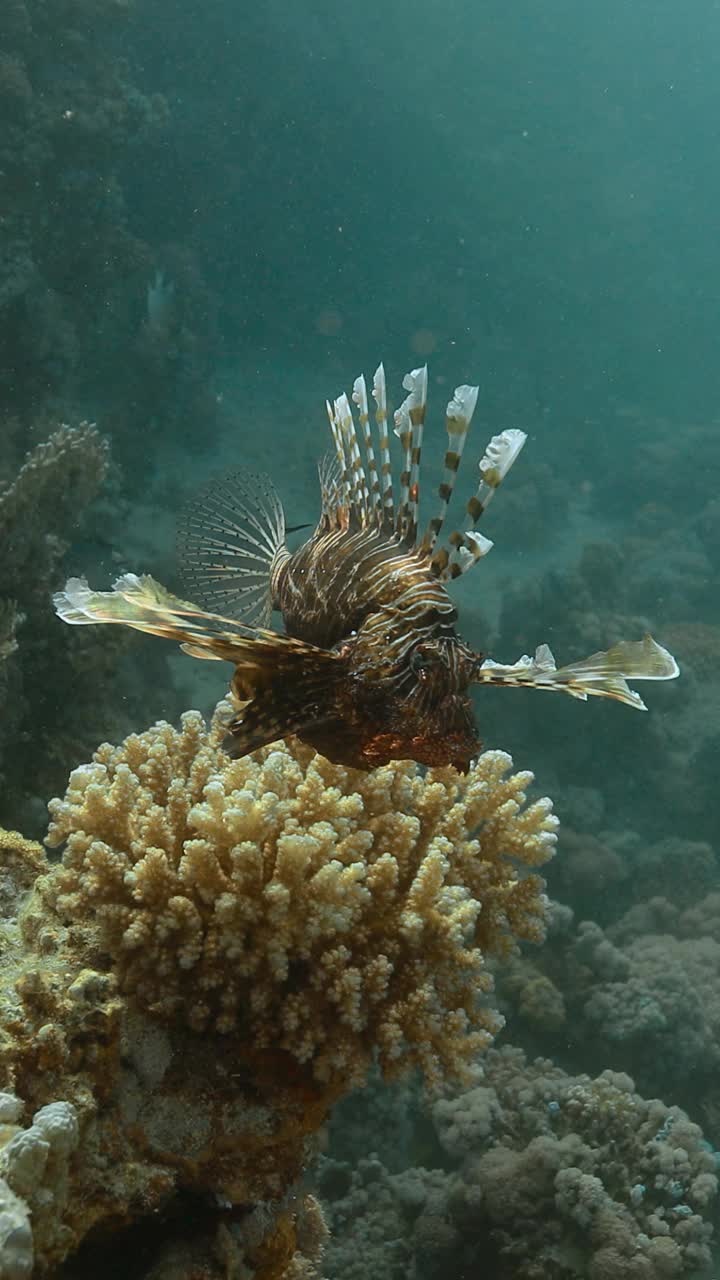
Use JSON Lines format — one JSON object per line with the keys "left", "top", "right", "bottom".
{"left": 0, "top": 419, "right": 185, "bottom": 837}
{"left": 0, "top": 0, "right": 166, "bottom": 417}
{"left": 0, "top": 703, "right": 555, "bottom": 1274}
{"left": 493, "top": 880, "right": 720, "bottom": 1130}
{"left": 0, "top": 0, "right": 222, "bottom": 479}
{"left": 0, "top": 2, "right": 716, "bottom": 1273}
{"left": 0, "top": 423, "right": 111, "bottom": 832}
{"left": 319, "top": 1048, "right": 718, "bottom": 1280}
{"left": 488, "top": 530, "right": 713, "bottom": 848}
{"left": 0, "top": 422, "right": 109, "bottom": 588}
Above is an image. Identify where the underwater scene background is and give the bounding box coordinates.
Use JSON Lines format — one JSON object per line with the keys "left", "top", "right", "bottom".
{"left": 1, "top": 0, "right": 720, "bottom": 1276}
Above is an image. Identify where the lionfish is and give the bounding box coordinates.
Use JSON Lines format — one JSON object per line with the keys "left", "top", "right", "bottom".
{"left": 54, "top": 365, "right": 678, "bottom": 772}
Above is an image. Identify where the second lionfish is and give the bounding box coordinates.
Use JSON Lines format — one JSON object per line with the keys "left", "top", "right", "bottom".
{"left": 54, "top": 365, "right": 678, "bottom": 771}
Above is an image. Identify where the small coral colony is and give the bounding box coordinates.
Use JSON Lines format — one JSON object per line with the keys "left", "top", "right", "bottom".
{"left": 54, "top": 363, "right": 679, "bottom": 764}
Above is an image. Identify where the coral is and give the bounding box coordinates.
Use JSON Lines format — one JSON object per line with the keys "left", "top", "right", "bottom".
{"left": 317, "top": 1155, "right": 439, "bottom": 1280}
{"left": 0, "top": 1099, "right": 80, "bottom": 1272}
{"left": 0, "top": 422, "right": 180, "bottom": 837}
{"left": 449, "top": 1050, "right": 717, "bottom": 1279}
{"left": 500, "top": 959, "right": 566, "bottom": 1033}
{"left": 500, "top": 889, "right": 720, "bottom": 1113}
{"left": 319, "top": 1049, "right": 718, "bottom": 1280}
{"left": 0, "top": 423, "right": 115, "bottom": 832}
{"left": 0, "top": 0, "right": 226, "bottom": 489}
{"left": 661, "top": 621, "right": 720, "bottom": 682}
{"left": 324, "top": 1063, "right": 422, "bottom": 1173}
{"left": 0, "top": 1174, "right": 32, "bottom": 1280}
{"left": 0, "top": 422, "right": 109, "bottom": 596}
{"left": 546, "top": 829, "right": 715, "bottom": 932}
{"left": 548, "top": 828, "right": 629, "bottom": 923}
{"left": 42, "top": 699, "right": 556, "bottom": 1089}
{"left": 0, "top": 701, "right": 555, "bottom": 1273}
{"left": 0, "top": 0, "right": 173, "bottom": 419}
{"left": 1, "top": 815, "right": 328, "bottom": 1276}
{"left": 0, "top": 600, "right": 21, "bottom": 664}
{"left": 581, "top": 931, "right": 720, "bottom": 1088}
{"left": 486, "top": 465, "right": 720, "bottom": 854}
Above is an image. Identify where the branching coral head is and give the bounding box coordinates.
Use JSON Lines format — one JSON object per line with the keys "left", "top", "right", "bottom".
{"left": 41, "top": 701, "right": 557, "bottom": 1090}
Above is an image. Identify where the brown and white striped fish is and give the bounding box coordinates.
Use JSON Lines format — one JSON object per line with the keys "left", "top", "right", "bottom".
{"left": 54, "top": 364, "right": 678, "bottom": 771}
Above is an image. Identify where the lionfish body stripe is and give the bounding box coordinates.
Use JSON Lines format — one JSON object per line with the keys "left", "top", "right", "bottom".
{"left": 54, "top": 363, "right": 679, "bottom": 772}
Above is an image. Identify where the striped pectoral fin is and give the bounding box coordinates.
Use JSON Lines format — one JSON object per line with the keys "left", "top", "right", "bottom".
{"left": 54, "top": 574, "right": 211, "bottom": 634}
{"left": 473, "top": 634, "right": 679, "bottom": 709}
{"left": 222, "top": 696, "right": 329, "bottom": 758}
{"left": 55, "top": 572, "right": 343, "bottom": 757}
{"left": 223, "top": 655, "right": 342, "bottom": 758}
{"left": 176, "top": 469, "right": 288, "bottom": 628}
{"left": 54, "top": 573, "right": 293, "bottom": 665}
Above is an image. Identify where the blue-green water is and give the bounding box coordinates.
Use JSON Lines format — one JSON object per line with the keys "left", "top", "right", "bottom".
{"left": 1, "top": 1, "right": 719, "bottom": 1276}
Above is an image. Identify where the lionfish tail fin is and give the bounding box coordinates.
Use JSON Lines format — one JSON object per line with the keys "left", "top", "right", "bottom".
{"left": 176, "top": 470, "right": 288, "bottom": 627}
{"left": 473, "top": 634, "right": 679, "bottom": 709}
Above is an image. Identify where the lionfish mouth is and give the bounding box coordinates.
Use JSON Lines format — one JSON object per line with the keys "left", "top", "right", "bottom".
{"left": 361, "top": 727, "right": 480, "bottom": 772}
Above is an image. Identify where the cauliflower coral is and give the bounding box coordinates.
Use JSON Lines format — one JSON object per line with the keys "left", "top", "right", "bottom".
{"left": 42, "top": 701, "right": 557, "bottom": 1089}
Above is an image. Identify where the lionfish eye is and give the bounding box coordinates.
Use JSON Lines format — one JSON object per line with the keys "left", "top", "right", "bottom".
{"left": 421, "top": 607, "right": 441, "bottom": 625}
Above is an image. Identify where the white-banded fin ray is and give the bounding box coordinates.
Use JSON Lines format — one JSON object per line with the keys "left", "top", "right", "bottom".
{"left": 335, "top": 391, "right": 369, "bottom": 522}
{"left": 326, "top": 399, "right": 353, "bottom": 509}
{"left": 445, "top": 427, "right": 527, "bottom": 577}
{"left": 393, "top": 365, "right": 427, "bottom": 543}
{"left": 424, "top": 383, "right": 479, "bottom": 576}
{"left": 352, "top": 374, "right": 383, "bottom": 520}
{"left": 318, "top": 453, "right": 344, "bottom": 525}
{"left": 372, "top": 363, "right": 394, "bottom": 530}
{"left": 176, "top": 471, "right": 289, "bottom": 627}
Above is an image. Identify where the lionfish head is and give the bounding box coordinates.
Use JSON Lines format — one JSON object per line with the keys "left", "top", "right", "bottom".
{"left": 404, "top": 635, "right": 483, "bottom": 752}
{"left": 409, "top": 634, "right": 481, "bottom": 693}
